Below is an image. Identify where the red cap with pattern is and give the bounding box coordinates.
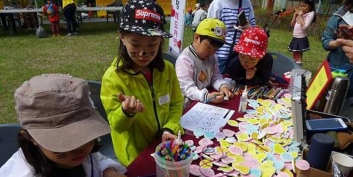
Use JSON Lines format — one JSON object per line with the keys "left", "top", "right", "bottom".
{"left": 234, "top": 27, "right": 268, "bottom": 58}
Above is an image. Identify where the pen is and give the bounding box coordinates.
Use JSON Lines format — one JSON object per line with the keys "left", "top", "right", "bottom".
{"left": 203, "top": 94, "right": 221, "bottom": 103}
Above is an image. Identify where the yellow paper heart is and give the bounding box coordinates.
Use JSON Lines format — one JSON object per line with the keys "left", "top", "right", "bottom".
{"left": 236, "top": 133, "right": 250, "bottom": 142}
{"left": 253, "top": 152, "right": 267, "bottom": 163}
{"left": 219, "top": 140, "right": 231, "bottom": 148}
{"left": 256, "top": 145, "right": 270, "bottom": 153}
{"left": 232, "top": 164, "right": 250, "bottom": 175}
{"left": 218, "top": 166, "right": 234, "bottom": 172}
{"left": 260, "top": 122, "right": 270, "bottom": 130}
{"left": 248, "top": 118, "right": 259, "bottom": 125}
{"left": 261, "top": 100, "right": 272, "bottom": 107}
{"left": 200, "top": 159, "right": 213, "bottom": 169}
{"left": 260, "top": 160, "right": 274, "bottom": 170}
{"left": 237, "top": 118, "right": 248, "bottom": 122}
{"left": 282, "top": 138, "right": 292, "bottom": 146}
{"left": 261, "top": 170, "right": 275, "bottom": 177}
{"left": 233, "top": 142, "right": 248, "bottom": 151}
{"left": 228, "top": 120, "right": 239, "bottom": 127}
{"left": 267, "top": 136, "right": 282, "bottom": 143}
{"left": 256, "top": 106, "right": 264, "bottom": 114}
{"left": 291, "top": 152, "right": 298, "bottom": 159}
{"left": 259, "top": 118, "right": 268, "bottom": 125}
{"left": 231, "top": 154, "right": 245, "bottom": 164}
{"left": 251, "top": 132, "right": 259, "bottom": 139}
{"left": 282, "top": 120, "right": 293, "bottom": 127}
{"left": 247, "top": 142, "right": 256, "bottom": 151}
{"left": 273, "top": 143, "right": 286, "bottom": 154}
{"left": 215, "top": 146, "right": 229, "bottom": 154}
{"left": 281, "top": 168, "right": 294, "bottom": 177}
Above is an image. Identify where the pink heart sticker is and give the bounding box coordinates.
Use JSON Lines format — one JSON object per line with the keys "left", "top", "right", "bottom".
{"left": 190, "top": 164, "right": 201, "bottom": 176}
{"left": 284, "top": 162, "right": 293, "bottom": 170}
{"left": 296, "top": 159, "right": 310, "bottom": 170}
{"left": 200, "top": 168, "right": 215, "bottom": 176}
{"left": 223, "top": 129, "right": 236, "bottom": 137}
{"left": 195, "top": 145, "right": 205, "bottom": 154}
{"left": 198, "top": 138, "right": 213, "bottom": 146}
{"left": 229, "top": 146, "right": 243, "bottom": 155}
{"left": 276, "top": 172, "right": 290, "bottom": 177}
{"left": 221, "top": 156, "right": 234, "bottom": 164}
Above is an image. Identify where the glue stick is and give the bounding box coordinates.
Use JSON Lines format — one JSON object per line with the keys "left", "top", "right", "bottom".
{"left": 238, "top": 86, "right": 248, "bottom": 113}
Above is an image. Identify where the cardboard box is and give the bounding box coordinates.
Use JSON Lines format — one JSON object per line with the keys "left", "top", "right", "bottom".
{"left": 296, "top": 147, "right": 332, "bottom": 177}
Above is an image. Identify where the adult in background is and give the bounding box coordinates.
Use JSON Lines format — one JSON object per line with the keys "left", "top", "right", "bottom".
{"left": 207, "top": 0, "right": 255, "bottom": 74}
{"left": 62, "top": 0, "right": 78, "bottom": 36}
{"left": 17, "top": 0, "right": 37, "bottom": 31}
{"left": 191, "top": 0, "right": 211, "bottom": 31}
{"left": 322, "top": 0, "right": 353, "bottom": 98}
{"left": 336, "top": 25, "right": 353, "bottom": 61}
{"left": 0, "top": 0, "right": 17, "bottom": 33}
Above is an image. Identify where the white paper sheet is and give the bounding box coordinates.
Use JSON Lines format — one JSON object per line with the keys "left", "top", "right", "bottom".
{"left": 180, "top": 102, "right": 234, "bottom": 133}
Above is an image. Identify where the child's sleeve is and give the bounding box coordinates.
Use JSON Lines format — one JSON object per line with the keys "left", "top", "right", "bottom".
{"left": 175, "top": 55, "right": 209, "bottom": 102}
{"left": 207, "top": 0, "right": 220, "bottom": 18}
{"left": 322, "top": 15, "right": 339, "bottom": 51}
{"left": 161, "top": 63, "right": 184, "bottom": 135}
{"left": 100, "top": 65, "right": 135, "bottom": 133}
{"left": 301, "top": 12, "right": 315, "bottom": 30}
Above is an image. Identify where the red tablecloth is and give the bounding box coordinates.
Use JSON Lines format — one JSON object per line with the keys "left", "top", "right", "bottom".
{"left": 126, "top": 97, "right": 242, "bottom": 177}
{"left": 125, "top": 94, "right": 353, "bottom": 177}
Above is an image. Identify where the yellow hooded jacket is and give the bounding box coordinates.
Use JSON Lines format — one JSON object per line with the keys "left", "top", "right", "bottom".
{"left": 100, "top": 57, "right": 184, "bottom": 166}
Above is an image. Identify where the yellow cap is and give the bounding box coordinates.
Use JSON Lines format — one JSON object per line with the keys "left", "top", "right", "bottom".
{"left": 195, "top": 18, "right": 230, "bottom": 45}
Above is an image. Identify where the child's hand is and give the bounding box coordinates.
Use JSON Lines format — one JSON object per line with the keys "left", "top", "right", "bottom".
{"left": 337, "top": 24, "right": 353, "bottom": 40}
{"left": 162, "top": 131, "right": 177, "bottom": 142}
{"left": 207, "top": 92, "right": 224, "bottom": 103}
{"left": 103, "top": 167, "right": 127, "bottom": 177}
{"left": 118, "top": 93, "right": 144, "bottom": 115}
{"left": 245, "top": 67, "right": 256, "bottom": 80}
{"left": 267, "top": 77, "right": 278, "bottom": 87}
{"left": 220, "top": 86, "right": 234, "bottom": 100}
{"left": 239, "top": 21, "right": 251, "bottom": 30}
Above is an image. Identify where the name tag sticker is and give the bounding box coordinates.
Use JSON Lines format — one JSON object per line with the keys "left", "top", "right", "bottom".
{"left": 159, "top": 94, "right": 170, "bottom": 105}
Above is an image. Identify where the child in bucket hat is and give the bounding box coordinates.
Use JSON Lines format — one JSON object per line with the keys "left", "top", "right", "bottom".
{"left": 0, "top": 74, "right": 127, "bottom": 177}
{"left": 101, "top": 0, "right": 184, "bottom": 166}
{"left": 176, "top": 18, "right": 234, "bottom": 107}
{"left": 226, "top": 27, "right": 274, "bottom": 85}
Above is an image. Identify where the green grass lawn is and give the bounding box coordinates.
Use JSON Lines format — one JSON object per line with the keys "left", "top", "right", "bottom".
{"left": 0, "top": 21, "right": 328, "bottom": 124}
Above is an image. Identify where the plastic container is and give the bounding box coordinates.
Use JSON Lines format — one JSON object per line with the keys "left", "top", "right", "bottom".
{"left": 238, "top": 86, "right": 248, "bottom": 113}
{"left": 154, "top": 141, "right": 192, "bottom": 177}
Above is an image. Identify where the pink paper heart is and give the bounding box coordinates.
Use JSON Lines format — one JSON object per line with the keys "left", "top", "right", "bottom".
{"left": 189, "top": 164, "right": 201, "bottom": 176}
{"left": 223, "top": 129, "right": 236, "bottom": 137}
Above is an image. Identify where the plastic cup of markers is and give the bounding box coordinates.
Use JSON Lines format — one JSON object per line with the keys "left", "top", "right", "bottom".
{"left": 154, "top": 141, "right": 192, "bottom": 177}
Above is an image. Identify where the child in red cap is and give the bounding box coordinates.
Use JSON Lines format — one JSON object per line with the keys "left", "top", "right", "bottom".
{"left": 226, "top": 27, "right": 273, "bottom": 85}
